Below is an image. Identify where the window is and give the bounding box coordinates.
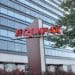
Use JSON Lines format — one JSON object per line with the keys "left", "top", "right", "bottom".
{"left": 0, "top": 40, "right": 7, "bottom": 50}
{"left": 7, "top": 31, "right": 15, "bottom": 38}
{"left": 21, "top": 44, "right": 27, "bottom": 52}
{"left": 0, "top": 29, "right": 27, "bottom": 52}
{"left": 45, "top": 0, "right": 63, "bottom": 12}
{"left": 0, "top": 29, "right": 8, "bottom": 36}
{"left": 32, "top": 0, "right": 63, "bottom": 16}
{"left": 0, "top": 29, "right": 15, "bottom": 38}
{"left": 67, "top": 65, "right": 72, "bottom": 72}
{"left": 0, "top": 64, "right": 4, "bottom": 70}
{"left": 53, "top": 0, "right": 61, "bottom": 5}
{"left": 15, "top": 43, "right": 22, "bottom": 52}
{"left": 18, "top": 0, "right": 59, "bottom": 19}
{"left": 7, "top": 10, "right": 14, "bottom": 16}
{"left": 0, "top": 8, "right": 8, "bottom": 14}
{"left": 25, "top": 8, "right": 30, "bottom": 14}
{"left": 15, "top": 43, "right": 27, "bottom": 52}
{"left": 25, "top": 7, "right": 56, "bottom": 24}
{"left": 0, "top": 63, "right": 27, "bottom": 72}
{"left": 5, "top": 64, "right": 16, "bottom": 72}
{"left": 7, "top": 41, "right": 15, "bottom": 51}
{"left": 0, "top": 7, "right": 33, "bottom": 23}
{"left": 0, "top": 39, "right": 27, "bottom": 52}
{"left": 16, "top": 64, "right": 26, "bottom": 71}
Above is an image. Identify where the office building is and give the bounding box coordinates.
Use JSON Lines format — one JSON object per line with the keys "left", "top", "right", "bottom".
{"left": 0, "top": 0, "right": 75, "bottom": 72}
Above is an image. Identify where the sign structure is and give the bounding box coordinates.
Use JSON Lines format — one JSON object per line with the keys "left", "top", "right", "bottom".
{"left": 15, "top": 19, "right": 63, "bottom": 75}
{"left": 26, "top": 19, "right": 45, "bottom": 75}
{"left": 15, "top": 26, "right": 63, "bottom": 38}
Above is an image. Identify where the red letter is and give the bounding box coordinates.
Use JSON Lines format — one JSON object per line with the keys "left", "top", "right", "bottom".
{"left": 15, "top": 29, "right": 23, "bottom": 37}
{"left": 39, "top": 28, "right": 48, "bottom": 34}
{"left": 55, "top": 26, "right": 61, "bottom": 33}
{"left": 49, "top": 26, "right": 61, "bottom": 34}
{"left": 23, "top": 28, "right": 33, "bottom": 37}
{"left": 49, "top": 26, "right": 56, "bottom": 34}
{"left": 31, "top": 28, "right": 39, "bottom": 35}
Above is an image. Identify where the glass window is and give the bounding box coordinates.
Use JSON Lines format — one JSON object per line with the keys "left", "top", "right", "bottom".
{"left": 7, "top": 31, "right": 15, "bottom": 38}
{"left": 7, "top": 41, "right": 15, "bottom": 51}
{"left": 7, "top": 10, "right": 14, "bottom": 16}
{"left": 5, "top": 64, "right": 16, "bottom": 72}
{"left": 15, "top": 13, "right": 25, "bottom": 21}
{"left": 7, "top": 19, "right": 15, "bottom": 28}
{"left": 53, "top": 0, "right": 61, "bottom": 5}
{"left": 25, "top": 8, "right": 30, "bottom": 14}
{"left": 0, "top": 40, "right": 7, "bottom": 50}
{"left": 0, "top": 7, "right": 56, "bottom": 24}
{"left": 0, "top": 29, "right": 8, "bottom": 36}
{"left": 17, "top": 64, "right": 26, "bottom": 71}
{"left": 67, "top": 65, "right": 72, "bottom": 72}
{"left": 15, "top": 43, "right": 27, "bottom": 52}
{"left": 0, "top": 8, "right": 8, "bottom": 14}
{"left": 24, "top": 7, "right": 56, "bottom": 24}
{"left": 15, "top": 43, "right": 22, "bottom": 52}
{"left": 0, "top": 29, "right": 15, "bottom": 38}
{"left": 0, "top": 28, "right": 27, "bottom": 52}
{"left": 18, "top": 0, "right": 59, "bottom": 19}
{"left": 0, "top": 7, "right": 33, "bottom": 23}
{"left": 25, "top": 17, "right": 33, "bottom": 23}
{"left": 45, "top": 0, "right": 63, "bottom": 12}
{"left": 0, "top": 64, "right": 4, "bottom": 70}
{"left": 21, "top": 44, "right": 27, "bottom": 52}
{"left": 44, "top": 40, "right": 50, "bottom": 46}
{"left": 32, "top": 0, "right": 63, "bottom": 16}
{"left": 45, "top": 47, "right": 75, "bottom": 58}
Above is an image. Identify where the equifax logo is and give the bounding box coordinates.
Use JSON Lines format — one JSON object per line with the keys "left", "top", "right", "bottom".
{"left": 15, "top": 26, "right": 63, "bottom": 38}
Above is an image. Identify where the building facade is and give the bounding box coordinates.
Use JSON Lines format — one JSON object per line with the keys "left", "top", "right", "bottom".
{"left": 0, "top": 0, "right": 75, "bottom": 72}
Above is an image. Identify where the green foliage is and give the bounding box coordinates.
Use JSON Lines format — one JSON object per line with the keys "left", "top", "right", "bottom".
{"left": 51, "top": 0, "right": 75, "bottom": 48}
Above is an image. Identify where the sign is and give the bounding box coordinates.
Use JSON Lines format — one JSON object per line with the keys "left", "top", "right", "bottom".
{"left": 15, "top": 19, "right": 63, "bottom": 75}
{"left": 15, "top": 26, "right": 62, "bottom": 38}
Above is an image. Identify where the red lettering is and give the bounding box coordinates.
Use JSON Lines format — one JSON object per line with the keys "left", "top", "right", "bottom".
{"left": 49, "top": 26, "right": 61, "bottom": 34}
{"left": 15, "top": 29, "right": 22, "bottom": 37}
{"left": 55, "top": 26, "right": 61, "bottom": 33}
{"left": 23, "top": 28, "right": 33, "bottom": 37}
{"left": 15, "top": 26, "right": 62, "bottom": 37}
{"left": 39, "top": 28, "right": 48, "bottom": 34}
{"left": 31, "top": 28, "right": 39, "bottom": 35}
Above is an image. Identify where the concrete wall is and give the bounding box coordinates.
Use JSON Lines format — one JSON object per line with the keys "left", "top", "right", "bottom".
{"left": 46, "top": 58, "right": 75, "bottom": 65}
{"left": 0, "top": 53, "right": 28, "bottom": 63}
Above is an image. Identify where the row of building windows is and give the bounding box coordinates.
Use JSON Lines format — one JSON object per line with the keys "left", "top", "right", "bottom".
{"left": 45, "top": 48, "right": 75, "bottom": 58}
{"left": 0, "top": 8, "right": 33, "bottom": 23}
{"left": 29, "top": 0, "right": 63, "bottom": 16}
{"left": 0, "top": 63, "right": 27, "bottom": 72}
{"left": 0, "top": 29, "right": 27, "bottom": 52}
{"left": 0, "top": 39, "right": 27, "bottom": 52}
{"left": 0, "top": 16, "right": 28, "bottom": 29}
{"left": 25, "top": 7, "right": 56, "bottom": 24}
{"left": 0, "top": 28, "right": 26, "bottom": 42}
{"left": 44, "top": 0, "right": 64, "bottom": 12}
{"left": 0, "top": 7, "right": 56, "bottom": 25}
{"left": 53, "top": 0, "right": 61, "bottom": 5}
{"left": 17, "top": 0, "right": 59, "bottom": 19}
{"left": 0, "top": 29, "right": 15, "bottom": 38}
